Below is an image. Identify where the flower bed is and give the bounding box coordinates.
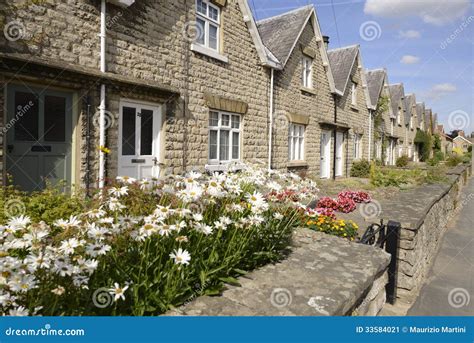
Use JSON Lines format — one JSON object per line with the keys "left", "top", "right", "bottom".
{"left": 1, "top": 167, "right": 320, "bottom": 316}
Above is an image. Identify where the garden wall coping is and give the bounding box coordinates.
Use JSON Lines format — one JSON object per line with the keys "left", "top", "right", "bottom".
{"left": 373, "top": 165, "right": 470, "bottom": 231}
{"left": 166, "top": 229, "right": 390, "bottom": 316}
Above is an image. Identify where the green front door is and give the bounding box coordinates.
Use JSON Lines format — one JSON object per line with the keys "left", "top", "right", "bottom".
{"left": 6, "top": 85, "right": 73, "bottom": 192}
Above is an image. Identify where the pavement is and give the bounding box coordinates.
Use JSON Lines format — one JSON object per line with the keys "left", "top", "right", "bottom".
{"left": 407, "top": 177, "right": 474, "bottom": 316}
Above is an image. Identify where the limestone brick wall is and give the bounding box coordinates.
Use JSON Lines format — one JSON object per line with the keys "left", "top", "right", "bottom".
{"left": 272, "top": 22, "right": 334, "bottom": 176}
{"left": 0, "top": 0, "right": 270, "bottom": 183}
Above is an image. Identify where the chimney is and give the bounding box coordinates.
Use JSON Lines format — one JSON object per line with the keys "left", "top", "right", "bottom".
{"left": 323, "top": 36, "right": 329, "bottom": 50}
{"left": 459, "top": 130, "right": 465, "bottom": 138}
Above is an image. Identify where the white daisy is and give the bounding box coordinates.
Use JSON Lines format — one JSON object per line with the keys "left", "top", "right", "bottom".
{"left": 108, "top": 283, "right": 129, "bottom": 301}
{"left": 169, "top": 248, "right": 191, "bottom": 265}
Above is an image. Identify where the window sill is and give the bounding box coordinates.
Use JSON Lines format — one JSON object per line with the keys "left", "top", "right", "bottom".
{"left": 287, "top": 161, "right": 308, "bottom": 168}
{"left": 191, "top": 44, "right": 229, "bottom": 64}
{"left": 205, "top": 162, "right": 245, "bottom": 173}
{"left": 301, "top": 87, "right": 316, "bottom": 95}
{"left": 350, "top": 105, "right": 359, "bottom": 111}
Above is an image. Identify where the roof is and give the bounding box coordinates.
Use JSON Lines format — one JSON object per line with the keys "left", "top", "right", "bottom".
{"left": 256, "top": 5, "right": 313, "bottom": 67}
{"left": 365, "top": 69, "right": 386, "bottom": 109}
{"left": 388, "top": 84, "right": 405, "bottom": 120}
{"left": 404, "top": 93, "right": 416, "bottom": 124}
{"left": 327, "top": 45, "right": 359, "bottom": 94}
{"left": 416, "top": 102, "right": 425, "bottom": 125}
{"left": 454, "top": 135, "right": 473, "bottom": 145}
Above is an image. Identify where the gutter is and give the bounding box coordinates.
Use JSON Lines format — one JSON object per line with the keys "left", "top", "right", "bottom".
{"left": 332, "top": 93, "right": 338, "bottom": 180}
{"left": 368, "top": 110, "right": 373, "bottom": 161}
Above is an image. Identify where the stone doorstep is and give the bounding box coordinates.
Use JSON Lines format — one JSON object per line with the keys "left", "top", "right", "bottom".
{"left": 165, "top": 229, "right": 391, "bottom": 317}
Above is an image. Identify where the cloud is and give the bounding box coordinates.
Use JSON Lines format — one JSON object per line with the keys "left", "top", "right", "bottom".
{"left": 364, "top": 0, "right": 470, "bottom": 26}
{"left": 398, "top": 30, "right": 421, "bottom": 39}
{"left": 400, "top": 55, "right": 420, "bottom": 64}
{"left": 425, "top": 83, "right": 457, "bottom": 99}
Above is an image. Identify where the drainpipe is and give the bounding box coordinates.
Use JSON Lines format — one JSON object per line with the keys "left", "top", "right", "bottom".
{"left": 268, "top": 68, "right": 274, "bottom": 170}
{"left": 332, "top": 94, "right": 337, "bottom": 180}
{"left": 368, "top": 110, "right": 373, "bottom": 161}
{"left": 99, "top": 0, "right": 107, "bottom": 189}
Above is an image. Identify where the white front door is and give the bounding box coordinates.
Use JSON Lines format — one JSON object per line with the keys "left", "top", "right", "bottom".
{"left": 118, "top": 101, "right": 162, "bottom": 179}
{"left": 335, "top": 132, "right": 344, "bottom": 177}
{"left": 320, "top": 130, "right": 331, "bottom": 179}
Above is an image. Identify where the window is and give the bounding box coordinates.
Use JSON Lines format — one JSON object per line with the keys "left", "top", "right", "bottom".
{"left": 208, "top": 111, "right": 241, "bottom": 163}
{"left": 410, "top": 116, "right": 413, "bottom": 129}
{"left": 390, "top": 119, "right": 394, "bottom": 135}
{"left": 196, "top": 0, "right": 220, "bottom": 51}
{"left": 350, "top": 82, "right": 357, "bottom": 106}
{"left": 354, "top": 134, "right": 362, "bottom": 159}
{"left": 302, "top": 56, "right": 313, "bottom": 88}
{"left": 397, "top": 109, "right": 402, "bottom": 125}
{"left": 288, "top": 123, "right": 305, "bottom": 161}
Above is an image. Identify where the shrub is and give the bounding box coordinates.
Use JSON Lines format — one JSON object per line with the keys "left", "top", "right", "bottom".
{"left": 396, "top": 155, "right": 410, "bottom": 168}
{"left": 446, "top": 154, "right": 463, "bottom": 167}
{"left": 350, "top": 160, "right": 371, "bottom": 178}
{"left": 306, "top": 216, "right": 359, "bottom": 240}
{"left": 415, "top": 131, "right": 432, "bottom": 162}
{"left": 0, "top": 166, "right": 319, "bottom": 316}
{"left": 462, "top": 152, "right": 472, "bottom": 164}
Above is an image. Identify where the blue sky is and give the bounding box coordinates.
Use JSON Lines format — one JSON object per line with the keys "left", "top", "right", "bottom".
{"left": 251, "top": 0, "right": 474, "bottom": 136}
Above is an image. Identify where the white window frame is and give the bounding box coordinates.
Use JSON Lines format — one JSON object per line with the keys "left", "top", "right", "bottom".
{"left": 354, "top": 134, "right": 362, "bottom": 160}
{"left": 288, "top": 123, "right": 305, "bottom": 161}
{"left": 351, "top": 82, "right": 357, "bottom": 106}
{"left": 410, "top": 116, "right": 413, "bottom": 129}
{"left": 208, "top": 111, "right": 241, "bottom": 164}
{"left": 397, "top": 109, "right": 402, "bottom": 125}
{"left": 302, "top": 56, "right": 313, "bottom": 89}
{"left": 195, "top": 0, "right": 220, "bottom": 52}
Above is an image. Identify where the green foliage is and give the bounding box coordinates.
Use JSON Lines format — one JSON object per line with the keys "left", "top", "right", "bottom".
{"left": 432, "top": 134, "right": 442, "bottom": 152}
{"left": 468, "top": 146, "right": 473, "bottom": 153}
{"left": 373, "top": 96, "right": 390, "bottom": 140}
{"left": 415, "top": 130, "right": 432, "bottom": 162}
{"left": 462, "top": 152, "right": 472, "bottom": 164}
{"left": 370, "top": 165, "right": 447, "bottom": 188}
{"left": 350, "top": 160, "right": 371, "bottom": 178}
{"left": 396, "top": 155, "right": 410, "bottom": 168}
{"left": 428, "top": 151, "right": 445, "bottom": 166}
{"left": 0, "top": 181, "right": 86, "bottom": 225}
{"left": 446, "top": 154, "right": 463, "bottom": 167}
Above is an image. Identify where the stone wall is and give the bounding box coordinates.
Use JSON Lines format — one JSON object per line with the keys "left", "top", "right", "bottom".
{"left": 379, "top": 165, "right": 471, "bottom": 305}
{"left": 166, "top": 229, "right": 391, "bottom": 316}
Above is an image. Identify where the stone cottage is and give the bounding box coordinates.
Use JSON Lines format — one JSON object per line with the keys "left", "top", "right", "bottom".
{"left": 404, "top": 93, "right": 417, "bottom": 161}
{"left": 255, "top": 5, "right": 341, "bottom": 178}
{"left": 0, "top": 0, "right": 274, "bottom": 191}
{"left": 388, "top": 83, "right": 407, "bottom": 164}
{"left": 365, "top": 68, "right": 394, "bottom": 164}
{"left": 327, "top": 45, "right": 372, "bottom": 176}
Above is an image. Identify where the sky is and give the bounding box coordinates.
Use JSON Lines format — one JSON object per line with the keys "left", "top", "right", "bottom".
{"left": 251, "top": 0, "right": 474, "bottom": 136}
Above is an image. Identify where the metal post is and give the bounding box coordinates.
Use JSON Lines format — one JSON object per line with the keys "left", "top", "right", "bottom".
{"left": 385, "top": 220, "right": 401, "bottom": 304}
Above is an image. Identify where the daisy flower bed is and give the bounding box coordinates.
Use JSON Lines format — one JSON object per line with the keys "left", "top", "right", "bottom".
{"left": 1, "top": 166, "right": 322, "bottom": 316}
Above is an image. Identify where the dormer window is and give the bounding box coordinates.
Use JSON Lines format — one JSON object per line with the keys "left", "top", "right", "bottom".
{"left": 196, "top": 0, "right": 220, "bottom": 51}
{"left": 302, "top": 56, "right": 313, "bottom": 88}
{"left": 350, "top": 82, "right": 357, "bottom": 106}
